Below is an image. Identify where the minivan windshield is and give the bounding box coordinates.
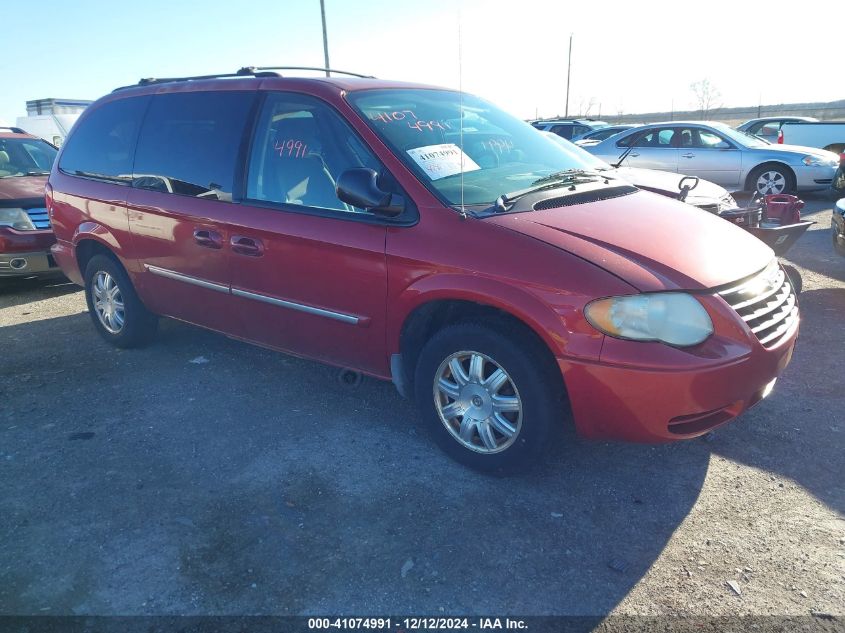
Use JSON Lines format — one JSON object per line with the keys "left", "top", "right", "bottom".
{"left": 0, "top": 137, "right": 58, "bottom": 177}
{"left": 348, "top": 89, "right": 602, "bottom": 207}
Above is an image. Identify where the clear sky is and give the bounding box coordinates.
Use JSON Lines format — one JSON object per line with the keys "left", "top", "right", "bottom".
{"left": 0, "top": 0, "right": 840, "bottom": 125}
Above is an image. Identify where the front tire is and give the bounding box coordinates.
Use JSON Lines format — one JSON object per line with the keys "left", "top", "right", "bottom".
{"left": 414, "top": 322, "right": 561, "bottom": 472}
{"left": 748, "top": 164, "right": 794, "bottom": 196}
{"left": 84, "top": 254, "right": 157, "bottom": 348}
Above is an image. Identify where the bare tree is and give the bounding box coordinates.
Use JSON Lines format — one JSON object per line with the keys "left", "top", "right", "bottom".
{"left": 690, "top": 79, "right": 722, "bottom": 119}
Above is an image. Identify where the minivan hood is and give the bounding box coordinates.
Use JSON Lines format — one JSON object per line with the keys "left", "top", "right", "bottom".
{"left": 485, "top": 189, "right": 773, "bottom": 292}
{"left": 0, "top": 175, "right": 47, "bottom": 201}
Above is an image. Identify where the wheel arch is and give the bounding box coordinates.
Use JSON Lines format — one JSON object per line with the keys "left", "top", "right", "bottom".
{"left": 745, "top": 160, "right": 796, "bottom": 192}
{"left": 390, "top": 277, "right": 575, "bottom": 399}
{"left": 72, "top": 222, "right": 130, "bottom": 278}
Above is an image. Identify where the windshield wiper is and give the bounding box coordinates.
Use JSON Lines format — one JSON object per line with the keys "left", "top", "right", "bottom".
{"left": 24, "top": 171, "right": 50, "bottom": 176}
{"left": 492, "top": 169, "right": 609, "bottom": 212}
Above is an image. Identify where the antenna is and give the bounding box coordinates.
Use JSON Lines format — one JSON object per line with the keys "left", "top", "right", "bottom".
{"left": 458, "top": 9, "right": 467, "bottom": 219}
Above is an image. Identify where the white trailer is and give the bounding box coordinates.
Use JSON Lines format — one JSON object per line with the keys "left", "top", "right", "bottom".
{"left": 14, "top": 98, "right": 92, "bottom": 146}
{"left": 14, "top": 113, "right": 80, "bottom": 146}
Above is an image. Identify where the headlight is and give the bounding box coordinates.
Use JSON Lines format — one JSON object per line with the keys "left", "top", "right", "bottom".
{"left": 0, "top": 208, "right": 36, "bottom": 231}
{"left": 802, "top": 155, "right": 837, "bottom": 167}
{"left": 585, "top": 292, "right": 713, "bottom": 346}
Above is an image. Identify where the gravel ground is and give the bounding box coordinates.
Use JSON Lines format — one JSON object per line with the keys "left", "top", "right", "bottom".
{"left": 0, "top": 194, "right": 843, "bottom": 621}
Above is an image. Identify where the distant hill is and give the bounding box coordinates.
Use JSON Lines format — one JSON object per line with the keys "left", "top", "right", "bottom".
{"left": 600, "top": 99, "right": 845, "bottom": 126}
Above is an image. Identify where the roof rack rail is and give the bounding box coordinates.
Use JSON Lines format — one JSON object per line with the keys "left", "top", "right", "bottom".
{"left": 240, "top": 66, "right": 375, "bottom": 78}
{"left": 0, "top": 126, "right": 27, "bottom": 134}
{"left": 113, "top": 66, "right": 374, "bottom": 92}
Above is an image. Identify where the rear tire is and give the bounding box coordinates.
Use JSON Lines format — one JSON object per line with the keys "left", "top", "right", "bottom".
{"left": 84, "top": 254, "right": 157, "bottom": 348}
{"left": 414, "top": 322, "right": 561, "bottom": 473}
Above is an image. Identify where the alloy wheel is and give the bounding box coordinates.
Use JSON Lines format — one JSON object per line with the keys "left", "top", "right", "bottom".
{"left": 433, "top": 350, "right": 523, "bottom": 454}
{"left": 756, "top": 170, "right": 787, "bottom": 195}
{"left": 92, "top": 271, "right": 125, "bottom": 334}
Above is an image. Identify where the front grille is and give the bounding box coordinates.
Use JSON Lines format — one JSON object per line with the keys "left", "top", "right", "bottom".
{"left": 718, "top": 260, "right": 798, "bottom": 348}
{"left": 25, "top": 207, "right": 50, "bottom": 229}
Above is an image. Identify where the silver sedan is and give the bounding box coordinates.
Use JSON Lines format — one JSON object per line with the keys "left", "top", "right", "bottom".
{"left": 585, "top": 121, "right": 839, "bottom": 195}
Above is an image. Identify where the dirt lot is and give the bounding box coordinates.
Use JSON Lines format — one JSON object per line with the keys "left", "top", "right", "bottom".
{"left": 1, "top": 194, "right": 843, "bottom": 621}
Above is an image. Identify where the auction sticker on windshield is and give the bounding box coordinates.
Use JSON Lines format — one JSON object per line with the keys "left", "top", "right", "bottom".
{"left": 407, "top": 143, "right": 480, "bottom": 180}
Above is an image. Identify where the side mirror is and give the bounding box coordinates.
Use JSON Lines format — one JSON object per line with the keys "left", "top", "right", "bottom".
{"left": 336, "top": 168, "right": 405, "bottom": 217}
{"left": 715, "top": 141, "right": 731, "bottom": 150}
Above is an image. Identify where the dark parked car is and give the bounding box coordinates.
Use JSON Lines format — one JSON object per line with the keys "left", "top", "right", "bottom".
{"left": 736, "top": 116, "right": 818, "bottom": 143}
{"left": 0, "top": 127, "right": 60, "bottom": 279}
{"left": 47, "top": 68, "right": 797, "bottom": 471}
{"left": 530, "top": 118, "right": 608, "bottom": 140}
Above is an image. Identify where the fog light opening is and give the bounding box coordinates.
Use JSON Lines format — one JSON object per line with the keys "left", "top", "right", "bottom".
{"left": 9, "top": 258, "right": 28, "bottom": 270}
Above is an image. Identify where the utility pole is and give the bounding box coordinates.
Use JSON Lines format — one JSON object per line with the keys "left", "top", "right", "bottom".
{"left": 564, "top": 33, "right": 572, "bottom": 118}
{"left": 757, "top": 93, "right": 762, "bottom": 118}
{"left": 320, "top": 0, "right": 330, "bottom": 76}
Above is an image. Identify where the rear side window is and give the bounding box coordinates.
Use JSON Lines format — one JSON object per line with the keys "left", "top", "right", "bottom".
{"left": 133, "top": 91, "right": 254, "bottom": 201}
{"left": 58, "top": 96, "right": 149, "bottom": 183}
{"left": 550, "top": 124, "right": 575, "bottom": 138}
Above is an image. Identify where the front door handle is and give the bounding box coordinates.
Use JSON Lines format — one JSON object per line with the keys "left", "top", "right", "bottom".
{"left": 193, "top": 228, "right": 223, "bottom": 249}
{"left": 231, "top": 235, "right": 264, "bottom": 257}
{"left": 681, "top": 153, "right": 695, "bottom": 159}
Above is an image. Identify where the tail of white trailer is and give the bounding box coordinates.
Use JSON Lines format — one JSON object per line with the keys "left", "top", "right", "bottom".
{"left": 14, "top": 114, "right": 80, "bottom": 147}
{"left": 779, "top": 122, "right": 845, "bottom": 154}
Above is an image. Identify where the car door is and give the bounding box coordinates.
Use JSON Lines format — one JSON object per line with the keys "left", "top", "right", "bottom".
{"left": 229, "top": 92, "right": 399, "bottom": 375}
{"left": 676, "top": 127, "right": 742, "bottom": 188}
{"left": 615, "top": 127, "right": 679, "bottom": 172}
{"left": 126, "top": 89, "right": 256, "bottom": 335}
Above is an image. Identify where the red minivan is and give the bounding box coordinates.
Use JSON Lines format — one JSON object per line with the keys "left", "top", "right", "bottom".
{"left": 1, "top": 128, "right": 60, "bottom": 278}
{"left": 46, "top": 68, "right": 798, "bottom": 470}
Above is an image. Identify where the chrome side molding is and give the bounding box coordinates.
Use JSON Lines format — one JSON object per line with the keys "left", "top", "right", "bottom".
{"left": 145, "top": 264, "right": 229, "bottom": 293}
{"left": 143, "top": 264, "right": 360, "bottom": 325}
{"left": 231, "top": 287, "right": 360, "bottom": 325}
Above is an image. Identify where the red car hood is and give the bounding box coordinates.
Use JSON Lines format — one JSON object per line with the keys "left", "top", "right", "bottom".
{"left": 0, "top": 175, "right": 47, "bottom": 201}
{"left": 485, "top": 189, "right": 773, "bottom": 292}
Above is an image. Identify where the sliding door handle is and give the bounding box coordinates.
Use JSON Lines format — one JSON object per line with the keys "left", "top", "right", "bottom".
{"left": 193, "top": 228, "right": 223, "bottom": 249}
{"left": 231, "top": 235, "right": 264, "bottom": 257}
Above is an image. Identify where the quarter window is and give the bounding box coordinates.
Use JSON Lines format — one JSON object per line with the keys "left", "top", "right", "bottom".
{"left": 246, "top": 93, "right": 383, "bottom": 214}
{"left": 58, "top": 96, "right": 149, "bottom": 183}
{"left": 132, "top": 91, "right": 254, "bottom": 201}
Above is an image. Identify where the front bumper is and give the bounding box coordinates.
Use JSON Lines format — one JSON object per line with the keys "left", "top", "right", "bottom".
{"left": 0, "top": 227, "right": 59, "bottom": 278}
{"left": 0, "top": 249, "right": 61, "bottom": 277}
{"left": 794, "top": 164, "right": 837, "bottom": 190}
{"left": 560, "top": 291, "right": 798, "bottom": 442}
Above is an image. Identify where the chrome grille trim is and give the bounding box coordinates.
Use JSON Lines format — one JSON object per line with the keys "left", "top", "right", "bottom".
{"left": 718, "top": 260, "right": 798, "bottom": 348}
{"left": 25, "top": 207, "right": 51, "bottom": 229}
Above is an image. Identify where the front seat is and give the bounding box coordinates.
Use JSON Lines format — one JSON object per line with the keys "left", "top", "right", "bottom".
{"left": 265, "top": 119, "right": 343, "bottom": 210}
{"left": 0, "top": 150, "right": 14, "bottom": 176}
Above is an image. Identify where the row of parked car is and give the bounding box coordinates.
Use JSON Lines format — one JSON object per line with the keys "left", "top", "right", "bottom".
{"left": 531, "top": 117, "right": 843, "bottom": 196}
{"left": 0, "top": 71, "right": 841, "bottom": 470}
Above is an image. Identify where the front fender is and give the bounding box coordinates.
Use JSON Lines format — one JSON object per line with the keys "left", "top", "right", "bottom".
{"left": 387, "top": 272, "right": 605, "bottom": 363}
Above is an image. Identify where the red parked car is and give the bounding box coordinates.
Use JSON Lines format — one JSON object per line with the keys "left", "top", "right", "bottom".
{"left": 47, "top": 68, "right": 799, "bottom": 470}
{"left": 0, "top": 127, "right": 60, "bottom": 279}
